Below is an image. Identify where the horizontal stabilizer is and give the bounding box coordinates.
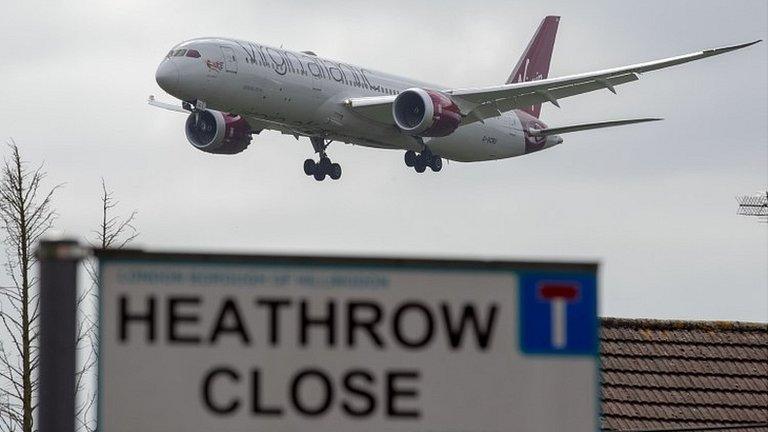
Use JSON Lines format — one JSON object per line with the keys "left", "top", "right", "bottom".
{"left": 531, "top": 118, "right": 663, "bottom": 136}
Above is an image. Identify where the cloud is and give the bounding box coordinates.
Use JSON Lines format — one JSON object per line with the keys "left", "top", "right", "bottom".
{"left": 0, "top": 0, "right": 765, "bottom": 321}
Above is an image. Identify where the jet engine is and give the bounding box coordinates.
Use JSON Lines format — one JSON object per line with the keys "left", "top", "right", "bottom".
{"left": 184, "top": 109, "right": 253, "bottom": 154}
{"left": 392, "top": 88, "right": 461, "bottom": 137}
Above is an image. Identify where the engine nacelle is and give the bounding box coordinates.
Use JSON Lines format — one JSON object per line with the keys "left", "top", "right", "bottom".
{"left": 184, "top": 109, "right": 252, "bottom": 154}
{"left": 392, "top": 88, "right": 461, "bottom": 137}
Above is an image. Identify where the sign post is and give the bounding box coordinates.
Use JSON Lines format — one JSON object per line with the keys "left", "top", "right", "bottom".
{"left": 37, "top": 239, "right": 83, "bottom": 432}
{"left": 96, "top": 250, "right": 599, "bottom": 432}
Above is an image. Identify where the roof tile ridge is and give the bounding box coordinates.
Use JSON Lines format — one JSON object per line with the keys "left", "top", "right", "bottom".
{"left": 601, "top": 412, "right": 768, "bottom": 424}
{"left": 601, "top": 397, "right": 768, "bottom": 410}
{"left": 601, "top": 382, "right": 768, "bottom": 394}
{"left": 600, "top": 352, "right": 768, "bottom": 361}
{"left": 600, "top": 338, "right": 768, "bottom": 348}
{"left": 601, "top": 366, "right": 768, "bottom": 378}
{"left": 602, "top": 317, "right": 768, "bottom": 333}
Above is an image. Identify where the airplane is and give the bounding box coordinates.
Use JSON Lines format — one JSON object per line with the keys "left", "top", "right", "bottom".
{"left": 150, "top": 16, "right": 760, "bottom": 181}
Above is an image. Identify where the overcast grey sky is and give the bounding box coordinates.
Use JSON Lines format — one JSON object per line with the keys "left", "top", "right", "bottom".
{"left": 1, "top": 0, "right": 766, "bottom": 321}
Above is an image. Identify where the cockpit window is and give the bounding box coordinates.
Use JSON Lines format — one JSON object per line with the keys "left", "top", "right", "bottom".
{"left": 186, "top": 49, "right": 201, "bottom": 58}
{"left": 173, "top": 49, "right": 187, "bottom": 57}
{"left": 165, "top": 50, "right": 174, "bottom": 59}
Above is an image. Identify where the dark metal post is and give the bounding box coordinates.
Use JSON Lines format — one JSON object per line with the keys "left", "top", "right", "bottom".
{"left": 37, "top": 239, "right": 83, "bottom": 432}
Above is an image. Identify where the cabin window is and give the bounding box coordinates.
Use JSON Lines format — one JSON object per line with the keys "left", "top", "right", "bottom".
{"left": 186, "top": 49, "right": 201, "bottom": 58}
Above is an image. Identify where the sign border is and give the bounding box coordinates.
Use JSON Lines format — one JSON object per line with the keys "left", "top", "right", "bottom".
{"left": 95, "top": 248, "right": 600, "bottom": 431}
{"left": 94, "top": 248, "right": 598, "bottom": 273}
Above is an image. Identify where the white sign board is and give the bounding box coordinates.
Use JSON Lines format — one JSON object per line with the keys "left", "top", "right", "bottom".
{"left": 98, "top": 253, "right": 598, "bottom": 431}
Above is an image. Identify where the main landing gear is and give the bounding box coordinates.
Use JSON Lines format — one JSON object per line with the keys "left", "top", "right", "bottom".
{"left": 404, "top": 149, "right": 442, "bottom": 173}
{"left": 304, "top": 137, "right": 342, "bottom": 181}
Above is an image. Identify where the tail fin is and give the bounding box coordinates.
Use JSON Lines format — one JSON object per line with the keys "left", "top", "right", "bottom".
{"left": 506, "top": 16, "right": 560, "bottom": 118}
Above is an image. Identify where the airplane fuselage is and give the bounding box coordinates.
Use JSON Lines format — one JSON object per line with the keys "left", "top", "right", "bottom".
{"left": 156, "top": 38, "right": 560, "bottom": 162}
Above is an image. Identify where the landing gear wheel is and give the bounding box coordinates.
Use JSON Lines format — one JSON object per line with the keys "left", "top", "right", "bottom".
{"left": 404, "top": 150, "right": 417, "bottom": 167}
{"left": 306, "top": 137, "right": 342, "bottom": 181}
{"left": 303, "top": 159, "right": 316, "bottom": 175}
{"left": 329, "top": 163, "right": 342, "bottom": 180}
{"left": 429, "top": 156, "right": 443, "bottom": 172}
{"left": 414, "top": 156, "right": 427, "bottom": 173}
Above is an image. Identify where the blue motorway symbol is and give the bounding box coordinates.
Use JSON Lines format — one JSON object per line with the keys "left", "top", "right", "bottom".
{"left": 518, "top": 272, "right": 598, "bottom": 355}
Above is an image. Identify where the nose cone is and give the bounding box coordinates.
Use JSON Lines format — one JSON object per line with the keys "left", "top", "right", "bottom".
{"left": 155, "top": 60, "right": 179, "bottom": 94}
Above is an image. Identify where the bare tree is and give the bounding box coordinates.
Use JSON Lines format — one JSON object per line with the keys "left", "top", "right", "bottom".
{"left": 0, "top": 140, "right": 58, "bottom": 432}
{"left": 81, "top": 180, "right": 138, "bottom": 288}
{"left": 0, "top": 143, "right": 139, "bottom": 432}
{"left": 75, "top": 179, "right": 138, "bottom": 432}
{"left": 93, "top": 179, "right": 138, "bottom": 250}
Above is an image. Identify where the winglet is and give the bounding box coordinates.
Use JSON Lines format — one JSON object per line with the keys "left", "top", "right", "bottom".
{"left": 703, "top": 39, "right": 762, "bottom": 56}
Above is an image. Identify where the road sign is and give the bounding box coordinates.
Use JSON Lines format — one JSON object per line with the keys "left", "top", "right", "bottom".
{"left": 96, "top": 250, "right": 598, "bottom": 432}
{"left": 520, "top": 273, "right": 598, "bottom": 354}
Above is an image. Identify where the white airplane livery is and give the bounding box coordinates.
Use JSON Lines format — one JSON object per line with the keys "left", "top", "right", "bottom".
{"left": 151, "top": 16, "right": 759, "bottom": 181}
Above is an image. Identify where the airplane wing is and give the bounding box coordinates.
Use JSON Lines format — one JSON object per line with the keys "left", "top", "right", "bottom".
{"left": 344, "top": 95, "right": 397, "bottom": 124}
{"left": 345, "top": 40, "right": 761, "bottom": 126}
{"left": 148, "top": 95, "right": 316, "bottom": 138}
{"left": 148, "top": 95, "right": 190, "bottom": 113}
{"left": 531, "top": 118, "right": 663, "bottom": 136}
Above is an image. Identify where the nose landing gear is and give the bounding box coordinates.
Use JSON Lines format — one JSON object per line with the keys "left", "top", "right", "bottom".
{"left": 405, "top": 149, "right": 442, "bottom": 173}
{"left": 304, "top": 137, "right": 342, "bottom": 181}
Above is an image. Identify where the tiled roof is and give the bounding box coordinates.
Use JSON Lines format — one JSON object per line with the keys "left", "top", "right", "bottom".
{"left": 601, "top": 318, "right": 768, "bottom": 432}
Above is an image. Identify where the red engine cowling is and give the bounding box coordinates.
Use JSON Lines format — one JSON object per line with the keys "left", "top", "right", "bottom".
{"left": 184, "top": 109, "right": 252, "bottom": 154}
{"left": 392, "top": 88, "right": 461, "bottom": 137}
